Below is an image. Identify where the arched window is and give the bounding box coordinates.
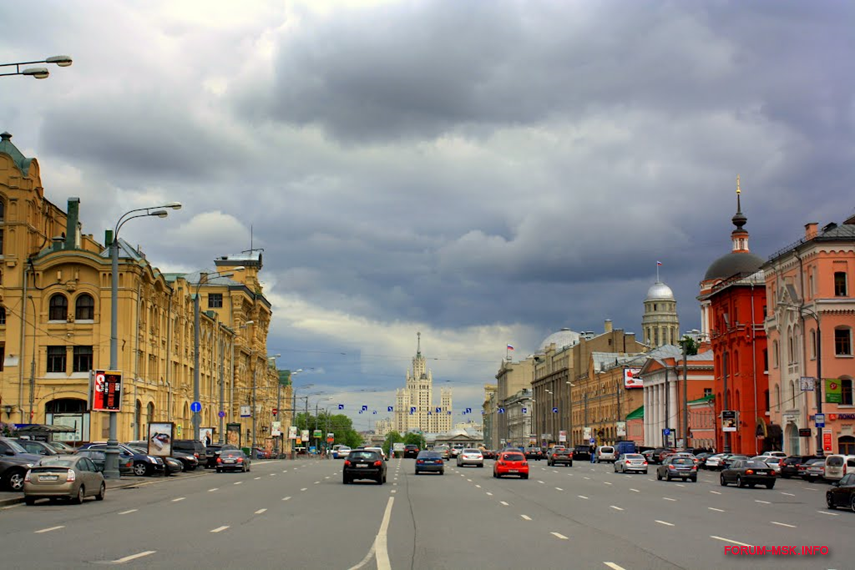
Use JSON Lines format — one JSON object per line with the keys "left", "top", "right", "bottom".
{"left": 75, "top": 294, "right": 95, "bottom": 320}
{"left": 49, "top": 294, "right": 68, "bottom": 321}
{"left": 774, "top": 384, "right": 781, "bottom": 411}
{"left": 835, "top": 327, "right": 852, "bottom": 356}
{"left": 0, "top": 198, "right": 5, "bottom": 220}
{"left": 787, "top": 326, "right": 794, "bottom": 365}
{"left": 773, "top": 340, "right": 779, "bottom": 368}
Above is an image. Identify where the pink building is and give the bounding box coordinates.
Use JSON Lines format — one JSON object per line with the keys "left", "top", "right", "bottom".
{"left": 763, "top": 213, "right": 855, "bottom": 456}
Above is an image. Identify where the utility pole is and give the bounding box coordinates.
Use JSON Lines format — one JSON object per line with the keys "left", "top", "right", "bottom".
{"left": 682, "top": 342, "right": 689, "bottom": 450}
{"left": 251, "top": 359, "right": 257, "bottom": 452}
{"left": 723, "top": 352, "right": 731, "bottom": 454}
{"left": 664, "top": 367, "right": 670, "bottom": 448}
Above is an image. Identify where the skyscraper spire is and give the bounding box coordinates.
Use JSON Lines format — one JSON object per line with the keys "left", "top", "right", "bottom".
{"left": 416, "top": 331, "right": 421, "bottom": 357}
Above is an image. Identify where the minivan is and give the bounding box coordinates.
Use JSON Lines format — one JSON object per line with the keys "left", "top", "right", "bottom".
{"left": 596, "top": 446, "right": 616, "bottom": 463}
{"left": 614, "top": 441, "right": 637, "bottom": 458}
{"left": 824, "top": 454, "right": 855, "bottom": 482}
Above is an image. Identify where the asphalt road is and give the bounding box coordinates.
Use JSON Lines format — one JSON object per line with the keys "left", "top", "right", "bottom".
{"left": 0, "top": 458, "right": 851, "bottom": 569}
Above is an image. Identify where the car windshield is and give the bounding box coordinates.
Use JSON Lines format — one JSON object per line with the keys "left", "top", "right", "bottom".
{"left": 463, "top": 449, "right": 480, "bottom": 454}
{"left": 417, "top": 451, "right": 440, "bottom": 458}
{"left": 744, "top": 461, "right": 770, "bottom": 469}
{"left": 671, "top": 458, "right": 693, "bottom": 465}
{"left": 503, "top": 453, "right": 525, "bottom": 462}
{"left": 3, "top": 439, "right": 27, "bottom": 453}
{"left": 349, "top": 451, "right": 379, "bottom": 460}
{"left": 624, "top": 454, "right": 644, "bottom": 460}
{"left": 37, "top": 458, "right": 75, "bottom": 467}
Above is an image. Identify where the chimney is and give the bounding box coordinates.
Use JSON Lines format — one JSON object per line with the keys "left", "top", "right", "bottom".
{"left": 805, "top": 222, "right": 818, "bottom": 240}
{"left": 66, "top": 198, "right": 80, "bottom": 250}
{"left": 604, "top": 319, "right": 613, "bottom": 333}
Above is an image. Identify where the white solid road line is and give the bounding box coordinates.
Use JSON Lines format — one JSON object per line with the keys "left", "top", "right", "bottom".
{"left": 500, "top": 501, "right": 509, "bottom": 506}
{"left": 610, "top": 506, "right": 624, "bottom": 511}
{"left": 375, "top": 497, "right": 395, "bottom": 570}
{"left": 551, "top": 532, "right": 569, "bottom": 540}
{"left": 818, "top": 510, "right": 839, "bottom": 516}
{"left": 655, "top": 520, "right": 674, "bottom": 527}
{"left": 708, "top": 507, "right": 725, "bottom": 512}
{"left": 210, "top": 526, "right": 229, "bottom": 533}
{"left": 521, "top": 515, "right": 532, "bottom": 521}
{"left": 172, "top": 497, "right": 185, "bottom": 502}
{"left": 771, "top": 521, "right": 797, "bottom": 528}
{"left": 118, "top": 509, "right": 138, "bottom": 515}
{"left": 710, "top": 535, "right": 752, "bottom": 547}
{"left": 604, "top": 563, "right": 627, "bottom": 570}
{"left": 35, "top": 526, "right": 64, "bottom": 534}
{"left": 255, "top": 509, "right": 267, "bottom": 514}
{"left": 111, "top": 551, "right": 156, "bottom": 564}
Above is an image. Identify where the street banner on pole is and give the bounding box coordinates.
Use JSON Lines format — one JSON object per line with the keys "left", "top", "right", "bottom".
{"left": 199, "top": 427, "right": 214, "bottom": 446}
{"left": 89, "top": 370, "right": 123, "bottom": 412}
{"left": 301, "top": 429, "right": 310, "bottom": 442}
{"left": 288, "top": 426, "right": 298, "bottom": 440}
{"left": 147, "top": 422, "right": 174, "bottom": 457}
{"left": 722, "top": 410, "right": 737, "bottom": 432}
{"left": 559, "top": 430, "right": 567, "bottom": 443}
{"left": 226, "top": 423, "right": 242, "bottom": 447}
{"left": 271, "top": 422, "right": 281, "bottom": 436}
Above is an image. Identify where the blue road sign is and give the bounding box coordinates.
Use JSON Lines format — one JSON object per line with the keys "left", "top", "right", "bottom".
{"left": 218, "top": 411, "right": 225, "bottom": 418}
{"left": 552, "top": 407, "right": 559, "bottom": 413}
{"left": 815, "top": 413, "right": 825, "bottom": 428}
{"left": 590, "top": 438, "right": 596, "bottom": 444}
{"left": 190, "top": 401, "right": 202, "bottom": 413}
{"left": 498, "top": 407, "right": 506, "bottom": 414}
{"left": 387, "top": 406, "right": 393, "bottom": 412}
{"left": 410, "top": 406, "right": 416, "bottom": 414}
{"left": 465, "top": 407, "right": 472, "bottom": 413}
{"left": 338, "top": 404, "right": 344, "bottom": 410}
{"left": 435, "top": 407, "right": 441, "bottom": 413}
{"left": 663, "top": 428, "right": 671, "bottom": 436}
{"left": 361, "top": 405, "right": 368, "bottom": 411}
{"left": 522, "top": 407, "right": 527, "bottom": 414}
{"left": 372, "top": 410, "right": 377, "bottom": 415}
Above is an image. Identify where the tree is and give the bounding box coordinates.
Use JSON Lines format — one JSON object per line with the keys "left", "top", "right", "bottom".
{"left": 383, "top": 431, "right": 404, "bottom": 457}
{"left": 679, "top": 335, "right": 699, "bottom": 356}
{"left": 403, "top": 432, "right": 426, "bottom": 449}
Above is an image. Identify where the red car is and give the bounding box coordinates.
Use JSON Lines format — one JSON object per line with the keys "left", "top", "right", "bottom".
{"left": 493, "top": 451, "right": 529, "bottom": 479}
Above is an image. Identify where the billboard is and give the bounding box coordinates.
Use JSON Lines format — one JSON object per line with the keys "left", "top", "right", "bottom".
{"left": 147, "top": 422, "right": 174, "bottom": 457}
{"left": 722, "top": 410, "right": 737, "bottom": 432}
{"left": 825, "top": 379, "right": 842, "bottom": 403}
{"left": 89, "top": 370, "right": 123, "bottom": 412}
{"left": 199, "top": 427, "right": 214, "bottom": 446}
{"left": 226, "top": 423, "right": 242, "bottom": 447}
{"left": 624, "top": 368, "right": 642, "bottom": 389}
{"left": 288, "top": 426, "right": 298, "bottom": 440}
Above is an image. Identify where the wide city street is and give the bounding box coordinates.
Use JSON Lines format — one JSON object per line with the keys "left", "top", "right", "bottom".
{"left": 0, "top": 457, "right": 851, "bottom": 570}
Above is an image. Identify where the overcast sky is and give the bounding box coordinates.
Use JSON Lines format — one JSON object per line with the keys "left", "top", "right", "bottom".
{"left": 2, "top": 0, "right": 852, "bottom": 430}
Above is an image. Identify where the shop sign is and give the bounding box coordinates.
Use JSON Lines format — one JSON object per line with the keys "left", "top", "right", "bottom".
{"left": 825, "top": 379, "right": 842, "bottom": 404}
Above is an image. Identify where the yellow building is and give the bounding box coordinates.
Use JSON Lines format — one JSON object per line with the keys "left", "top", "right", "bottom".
{"left": 0, "top": 131, "right": 290, "bottom": 448}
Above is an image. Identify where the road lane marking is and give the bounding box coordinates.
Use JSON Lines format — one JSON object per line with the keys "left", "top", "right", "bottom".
{"left": 35, "top": 526, "right": 64, "bottom": 534}
{"left": 111, "top": 551, "right": 156, "bottom": 564}
{"left": 208, "top": 488, "right": 218, "bottom": 492}
{"left": 234, "top": 481, "right": 243, "bottom": 485}
{"left": 610, "top": 506, "right": 624, "bottom": 511}
{"left": 604, "top": 563, "right": 627, "bottom": 570}
{"left": 771, "top": 521, "right": 796, "bottom": 528}
{"left": 486, "top": 492, "right": 493, "bottom": 496}
{"left": 325, "top": 476, "right": 330, "bottom": 479}
{"left": 780, "top": 492, "right": 795, "bottom": 496}
{"left": 655, "top": 520, "right": 674, "bottom": 527}
{"left": 476, "top": 485, "right": 481, "bottom": 488}
{"left": 255, "top": 508, "right": 267, "bottom": 514}
{"left": 254, "top": 477, "right": 261, "bottom": 480}
{"left": 372, "top": 497, "right": 395, "bottom": 570}
{"left": 663, "top": 497, "right": 676, "bottom": 501}
{"left": 556, "top": 487, "right": 564, "bottom": 491}
{"left": 393, "top": 483, "right": 397, "bottom": 486}
{"left": 551, "top": 532, "right": 569, "bottom": 540}
{"left": 521, "top": 515, "right": 532, "bottom": 521}
{"left": 210, "top": 526, "right": 229, "bottom": 533}
{"left": 301, "top": 488, "right": 308, "bottom": 491}
{"left": 269, "top": 473, "right": 276, "bottom": 476}
{"left": 553, "top": 470, "right": 558, "bottom": 473}
{"left": 584, "top": 476, "right": 591, "bottom": 480}
{"left": 708, "top": 507, "right": 725, "bottom": 512}
{"left": 604, "top": 481, "right": 612, "bottom": 485}
{"left": 578, "top": 495, "right": 589, "bottom": 500}
{"left": 711, "top": 535, "right": 751, "bottom": 547}
{"left": 391, "top": 490, "right": 396, "bottom": 494}
{"left": 172, "top": 497, "right": 185, "bottom": 502}
{"left": 500, "top": 501, "right": 509, "bottom": 506}
{"left": 283, "top": 470, "right": 288, "bottom": 473}
{"left": 675, "top": 484, "right": 685, "bottom": 487}
{"left": 709, "top": 490, "right": 721, "bottom": 495}
{"left": 314, "top": 481, "right": 320, "bottom": 484}
{"left": 118, "top": 509, "right": 138, "bottom": 515}
{"left": 818, "top": 510, "right": 839, "bottom": 516}
{"left": 754, "top": 500, "right": 771, "bottom": 504}
{"left": 538, "top": 480, "right": 545, "bottom": 484}
{"left": 282, "top": 497, "right": 291, "bottom": 501}
{"left": 630, "top": 488, "right": 640, "bottom": 493}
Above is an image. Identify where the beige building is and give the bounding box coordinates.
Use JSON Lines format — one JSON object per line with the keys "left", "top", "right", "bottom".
{"left": 481, "top": 384, "right": 497, "bottom": 449}
{"left": 0, "top": 132, "right": 288, "bottom": 448}
{"left": 394, "top": 333, "right": 452, "bottom": 434}
{"left": 494, "top": 357, "right": 534, "bottom": 446}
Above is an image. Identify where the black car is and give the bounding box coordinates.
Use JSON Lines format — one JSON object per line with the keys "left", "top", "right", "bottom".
{"left": 79, "top": 443, "right": 165, "bottom": 476}
{"left": 205, "top": 444, "right": 239, "bottom": 468}
{"left": 75, "top": 448, "right": 135, "bottom": 476}
{"left": 404, "top": 444, "right": 420, "bottom": 459}
{"left": 572, "top": 445, "right": 592, "bottom": 461}
{"left": 656, "top": 456, "right": 698, "bottom": 482}
{"left": 721, "top": 454, "right": 750, "bottom": 471}
{"left": 173, "top": 439, "right": 207, "bottom": 468}
{"left": 343, "top": 449, "right": 387, "bottom": 484}
{"left": 547, "top": 449, "right": 573, "bottom": 467}
{"left": 826, "top": 473, "right": 855, "bottom": 511}
{"left": 780, "top": 455, "right": 813, "bottom": 479}
{"left": 720, "top": 459, "right": 776, "bottom": 489}
{"left": 525, "top": 447, "right": 544, "bottom": 461}
{"left": 216, "top": 449, "right": 251, "bottom": 473}
{"left": 414, "top": 451, "right": 444, "bottom": 475}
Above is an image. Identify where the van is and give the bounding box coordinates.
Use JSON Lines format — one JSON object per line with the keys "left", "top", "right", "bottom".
{"left": 824, "top": 454, "right": 855, "bottom": 481}
{"left": 614, "top": 441, "right": 637, "bottom": 459}
{"left": 596, "top": 446, "right": 616, "bottom": 463}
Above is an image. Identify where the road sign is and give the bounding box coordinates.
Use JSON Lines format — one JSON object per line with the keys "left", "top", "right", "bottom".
{"left": 663, "top": 428, "right": 671, "bottom": 436}
{"left": 338, "top": 404, "right": 344, "bottom": 410}
{"left": 272, "top": 407, "right": 278, "bottom": 416}
{"left": 589, "top": 438, "right": 596, "bottom": 445}
{"left": 552, "top": 407, "right": 558, "bottom": 413}
{"left": 218, "top": 411, "right": 225, "bottom": 418}
{"left": 521, "top": 407, "right": 527, "bottom": 414}
{"left": 240, "top": 405, "right": 251, "bottom": 418}
{"left": 190, "top": 401, "right": 202, "bottom": 413}
{"left": 815, "top": 413, "right": 826, "bottom": 428}
{"left": 387, "top": 406, "right": 393, "bottom": 412}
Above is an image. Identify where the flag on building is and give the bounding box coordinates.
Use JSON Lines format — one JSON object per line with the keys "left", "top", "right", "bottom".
{"left": 506, "top": 344, "right": 514, "bottom": 350}
{"left": 656, "top": 261, "right": 663, "bottom": 266}
{"left": 338, "top": 404, "right": 344, "bottom": 410}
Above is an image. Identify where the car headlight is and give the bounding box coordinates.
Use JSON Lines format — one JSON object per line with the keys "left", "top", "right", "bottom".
{"left": 148, "top": 456, "right": 157, "bottom": 462}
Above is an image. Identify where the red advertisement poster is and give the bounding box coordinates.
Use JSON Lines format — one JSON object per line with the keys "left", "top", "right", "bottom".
{"left": 90, "top": 370, "right": 123, "bottom": 412}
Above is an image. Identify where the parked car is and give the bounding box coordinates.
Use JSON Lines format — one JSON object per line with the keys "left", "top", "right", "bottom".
{"left": 434, "top": 445, "right": 451, "bottom": 461}
{"left": 172, "top": 439, "right": 206, "bottom": 467}
{"left": 332, "top": 445, "right": 351, "bottom": 459}
{"left": 414, "top": 451, "right": 444, "bottom": 475}
{"left": 403, "top": 444, "right": 420, "bottom": 459}
{"left": 24, "top": 455, "right": 106, "bottom": 505}
{"left": 12, "top": 439, "right": 60, "bottom": 457}
{"left": 457, "top": 448, "right": 484, "bottom": 468}
{"left": 758, "top": 451, "right": 787, "bottom": 459}
{"left": 126, "top": 442, "right": 186, "bottom": 474}
{"left": 720, "top": 459, "right": 776, "bottom": 489}
{"left": 573, "top": 445, "right": 592, "bottom": 461}
{"left": 525, "top": 447, "right": 544, "bottom": 461}
{"left": 216, "top": 449, "right": 251, "bottom": 473}
{"left": 824, "top": 455, "right": 855, "bottom": 482}
{"left": 721, "top": 454, "right": 750, "bottom": 471}
{"left": 547, "top": 448, "right": 573, "bottom": 467}
{"left": 74, "top": 448, "right": 134, "bottom": 476}
{"left": 481, "top": 449, "right": 496, "bottom": 460}
{"left": 493, "top": 450, "right": 529, "bottom": 479}
{"left": 47, "top": 441, "right": 76, "bottom": 453}
{"left": 79, "top": 443, "right": 165, "bottom": 476}
{"left": 802, "top": 457, "right": 826, "bottom": 482}
{"left": 657, "top": 456, "right": 698, "bottom": 482}
{"left": 0, "top": 455, "right": 37, "bottom": 492}
{"left": 826, "top": 473, "right": 855, "bottom": 511}
{"left": 614, "top": 453, "right": 648, "bottom": 474}
{"left": 596, "top": 446, "right": 617, "bottom": 463}
{"left": 703, "top": 454, "right": 726, "bottom": 470}
{"left": 755, "top": 456, "right": 783, "bottom": 475}
{"left": 780, "top": 455, "right": 813, "bottom": 479}
{"left": 343, "top": 449, "right": 386, "bottom": 484}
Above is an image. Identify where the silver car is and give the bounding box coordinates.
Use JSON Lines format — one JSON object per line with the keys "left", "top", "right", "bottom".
{"left": 24, "top": 455, "right": 106, "bottom": 505}
{"left": 614, "top": 453, "right": 648, "bottom": 474}
{"left": 456, "top": 448, "right": 484, "bottom": 468}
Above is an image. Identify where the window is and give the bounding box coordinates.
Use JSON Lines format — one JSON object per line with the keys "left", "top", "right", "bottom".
{"left": 773, "top": 341, "right": 779, "bottom": 368}
{"left": 73, "top": 346, "right": 93, "bottom": 373}
{"left": 0, "top": 306, "right": 5, "bottom": 325}
{"left": 810, "top": 330, "right": 816, "bottom": 360}
{"left": 49, "top": 294, "right": 68, "bottom": 321}
{"left": 208, "top": 293, "right": 223, "bottom": 308}
{"left": 75, "top": 294, "right": 95, "bottom": 320}
{"left": 835, "top": 272, "right": 848, "bottom": 297}
{"left": 0, "top": 344, "right": 4, "bottom": 372}
{"left": 704, "top": 388, "right": 712, "bottom": 398}
{"left": 0, "top": 199, "right": 4, "bottom": 220}
{"left": 47, "top": 346, "right": 67, "bottom": 373}
{"left": 835, "top": 328, "right": 852, "bottom": 356}
{"left": 842, "top": 379, "right": 854, "bottom": 406}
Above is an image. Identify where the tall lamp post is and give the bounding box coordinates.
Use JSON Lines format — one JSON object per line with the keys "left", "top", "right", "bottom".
{"left": 0, "top": 55, "right": 72, "bottom": 79}
{"left": 786, "top": 304, "right": 823, "bottom": 456}
{"left": 106, "top": 202, "right": 181, "bottom": 479}
{"left": 193, "top": 268, "right": 244, "bottom": 442}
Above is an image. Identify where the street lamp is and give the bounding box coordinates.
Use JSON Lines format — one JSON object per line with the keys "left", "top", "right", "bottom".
{"left": 0, "top": 55, "right": 73, "bottom": 79}
{"left": 193, "top": 267, "right": 244, "bottom": 442}
{"left": 106, "top": 202, "right": 181, "bottom": 479}
{"left": 783, "top": 303, "right": 824, "bottom": 456}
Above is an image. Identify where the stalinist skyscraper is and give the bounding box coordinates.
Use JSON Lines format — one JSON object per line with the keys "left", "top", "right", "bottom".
{"left": 394, "top": 333, "right": 452, "bottom": 434}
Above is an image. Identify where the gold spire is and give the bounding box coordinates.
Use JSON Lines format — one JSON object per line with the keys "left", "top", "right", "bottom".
{"left": 736, "top": 174, "right": 741, "bottom": 194}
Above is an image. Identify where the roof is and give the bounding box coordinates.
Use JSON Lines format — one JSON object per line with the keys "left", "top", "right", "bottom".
{"left": 704, "top": 251, "right": 765, "bottom": 282}
{"left": 98, "top": 238, "right": 147, "bottom": 263}
{"left": 538, "top": 328, "right": 580, "bottom": 352}
{"left": 626, "top": 405, "right": 644, "bottom": 420}
{"left": 767, "top": 219, "right": 855, "bottom": 262}
{"left": 646, "top": 281, "right": 675, "bottom": 301}
{"left": 688, "top": 394, "right": 715, "bottom": 405}
{"left": 0, "top": 132, "right": 34, "bottom": 176}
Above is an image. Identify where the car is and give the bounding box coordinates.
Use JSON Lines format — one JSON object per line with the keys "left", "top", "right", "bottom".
{"left": 614, "top": 453, "right": 648, "bottom": 474}
{"left": 172, "top": 439, "right": 207, "bottom": 467}
{"left": 216, "top": 449, "right": 252, "bottom": 472}
{"left": 450, "top": 445, "right": 465, "bottom": 458}
{"left": 79, "top": 443, "right": 165, "bottom": 476}
{"left": 456, "top": 448, "right": 484, "bottom": 468}
{"left": 754, "top": 456, "right": 783, "bottom": 475}
{"left": 332, "top": 445, "right": 351, "bottom": 459}
{"left": 0, "top": 455, "right": 36, "bottom": 492}
{"left": 596, "top": 446, "right": 617, "bottom": 463}
{"left": 573, "top": 445, "right": 592, "bottom": 461}
{"left": 657, "top": 456, "right": 698, "bottom": 482}
{"left": 126, "top": 441, "right": 187, "bottom": 474}
{"left": 802, "top": 457, "right": 826, "bottom": 482}
{"left": 758, "top": 451, "right": 787, "bottom": 459}
{"left": 434, "top": 445, "right": 451, "bottom": 461}
{"left": 169, "top": 449, "right": 199, "bottom": 471}
{"left": 641, "top": 449, "right": 659, "bottom": 465}
{"left": 547, "top": 449, "right": 573, "bottom": 467}
{"left": 779, "top": 455, "right": 813, "bottom": 479}
{"left": 415, "top": 451, "right": 444, "bottom": 475}
{"left": 720, "top": 454, "right": 749, "bottom": 471}
{"left": 493, "top": 450, "right": 529, "bottom": 479}
{"left": 703, "top": 453, "right": 726, "bottom": 470}
{"left": 12, "top": 439, "right": 61, "bottom": 457}
{"left": 826, "top": 473, "right": 855, "bottom": 511}
{"left": 74, "top": 448, "right": 135, "bottom": 476}
{"left": 47, "top": 441, "right": 76, "bottom": 453}
{"left": 824, "top": 455, "right": 855, "bottom": 482}
{"left": 525, "top": 447, "right": 544, "bottom": 461}
{"left": 205, "top": 444, "right": 239, "bottom": 468}
{"left": 364, "top": 446, "right": 388, "bottom": 461}
{"left": 481, "top": 449, "right": 496, "bottom": 460}
{"left": 720, "top": 459, "right": 777, "bottom": 489}
{"left": 23, "top": 455, "right": 106, "bottom": 505}
{"left": 403, "top": 444, "right": 420, "bottom": 459}
{"left": 343, "top": 449, "right": 387, "bottom": 484}
{"left": 614, "top": 441, "right": 638, "bottom": 458}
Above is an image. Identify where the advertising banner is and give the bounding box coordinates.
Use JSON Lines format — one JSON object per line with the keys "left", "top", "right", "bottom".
{"left": 558, "top": 430, "right": 567, "bottom": 443}
{"left": 301, "top": 429, "right": 310, "bottom": 442}
{"left": 199, "top": 427, "right": 214, "bottom": 446}
{"left": 271, "top": 422, "right": 281, "bottom": 436}
{"left": 226, "top": 423, "right": 241, "bottom": 447}
{"left": 583, "top": 427, "right": 592, "bottom": 440}
{"left": 313, "top": 429, "right": 322, "bottom": 438}
{"left": 616, "top": 421, "right": 627, "bottom": 437}
{"left": 624, "top": 368, "right": 643, "bottom": 389}
{"left": 722, "top": 410, "right": 737, "bottom": 432}
{"left": 89, "top": 370, "right": 123, "bottom": 412}
{"left": 823, "top": 428, "right": 833, "bottom": 452}
{"left": 825, "top": 379, "right": 842, "bottom": 404}
{"left": 288, "top": 426, "right": 298, "bottom": 440}
{"left": 147, "top": 422, "right": 174, "bottom": 457}
{"left": 799, "top": 377, "right": 816, "bottom": 392}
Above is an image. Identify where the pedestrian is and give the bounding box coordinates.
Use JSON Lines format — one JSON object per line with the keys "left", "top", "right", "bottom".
{"left": 590, "top": 445, "right": 597, "bottom": 464}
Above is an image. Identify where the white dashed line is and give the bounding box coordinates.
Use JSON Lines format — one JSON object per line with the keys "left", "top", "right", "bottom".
{"left": 604, "top": 563, "right": 627, "bottom": 570}
{"left": 584, "top": 477, "right": 591, "bottom": 480}
{"left": 578, "top": 495, "right": 589, "bottom": 500}
{"left": 711, "top": 535, "right": 751, "bottom": 547}
{"left": 556, "top": 487, "right": 564, "bottom": 491}
{"left": 111, "top": 551, "right": 156, "bottom": 564}
{"left": 476, "top": 485, "right": 481, "bottom": 488}
{"left": 675, "top": 484, "right": 685, "bottom": 487}
{"left": 254, "top": 477, "right": 261, "bottom": 480}
{"left": 210, "top": 526, "right": 229, "bottom": 533}
{"left": 255, "top": 508, "right": 267, "bottom": 515}
{"left": 500, "top": 501, "right": 509, "bottom": 506}
{"left": 172, "top": 497, "right": 185, "bottom": 502}
{"left": 818, "top": 510, "right": 839, "bottom": 516}
{"left": 708, "top": 507, "right": 725, "bottom": 512}
{"left": 604, "top": 481, "right": 612, "bottom": 485}
{"left": 486, "top": 492, "right": 494, "bottom": 496}
{"left": 119, "top": 509, "right": 138, "bottom": 515}
{"left": 391, "top": 490, "right": 397, "bottom": 494}
{"left": 234, "top": 481, "right": 243, "bottom": 485}
{"left": 755, "top": 500, "right": 771, "bottom": 505}
{"left": 610, "top": 505, "right": 624, "bottom": 511}
{"left": 551, "top": 532, "right": 569, "bottom": 540}
{"left": 780, "top": 492, "right": 795, "bottom": 496}
{"left": 663, "top": 497, "right": 676, "bottom": 502}
{"left": 655, "top": 520, "right": 674, "bottom": 527}
{"left": 314, "top": 481, "right": 320, "bottom": 485}
{"left": 208, "top": 488, "right": 218, "bottom": 492}
{"left": 771, "top": 521, "right": 796, "bottom": 528}
{"left": 521, "top": 515, "right": 532, "bottom": 521}
{"left": 709, "top": 490, "right": 721, "bottom": 495}
{"left": 35, "top": 526, "right": 64, "bottom": 534}
{"left": 301, "top": 488, "right": 308, "bottom": 491}
{"left": 630, "top": 488, "right": 640, "bottom": 493}
{"left": 282, "top": 496, "right": 291, "bottom": 501}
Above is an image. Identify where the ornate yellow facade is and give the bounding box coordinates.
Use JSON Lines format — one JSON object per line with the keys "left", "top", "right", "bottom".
{"left": 0, "top": 132, "right": 290, "bottom": 448}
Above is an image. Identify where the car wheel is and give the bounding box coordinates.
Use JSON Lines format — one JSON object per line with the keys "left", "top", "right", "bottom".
{"left": 415, "top": 470, "right": 420, "bottom": 475}
{"left": 73, "top": 485, "right": 85, "bottom": 505}
{"left": 478, "top": 464, "right": 483, "bottom": 468}
{"left": 720, "top": 474, "right": 727, "bottom": 486}
{"left": 24, "top": 497, "right": 36, "bottom": 506}
{"left": 826, "top": 493, "right": 836, "bottom": 509}
{"left": 96, "top": 483, "right": 106, "bottom": 501}
{"left": 133, "top": 462, "right": 149, "bottom": 477}
{"left": 690, "top": 476, "right": 697, "bottom": 483}
{"left": 522, "top": 474, "right": 529, "bottom": 479}
{"left": 343, "top": 476, "right": 350, "bottom": 484}
{"left": 642, "top": 470, "right": 647, "bottom": 475}
{"left": 656, "top": 471, "right": 662, "bottom": 480}
{"left": 3, "top": 469, "right": 25, "bottom": 492}
{"left": 748, "top": 483, "right": 756, "bottom": 488}
{"left": 377, "top": 476, "right": 383, "bottom": 485}
{"left": 850, "top": 495, "right": 855, "bottom": 513}
{"left": 736, "top": 476, "right": 744, "bottom": 488}
{"left": 439, "top": 470, "right": 444, "bottom": 475}
{"left": 216, "top": 468, "right": 222, "bottom": 473}
{"left": 766, "top": 482, "right": 775, "bottom": 490}
{"left": 666, "top": 474, "right": 672, "bottom": 482}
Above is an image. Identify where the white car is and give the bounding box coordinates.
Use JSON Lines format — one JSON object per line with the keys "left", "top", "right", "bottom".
{"left": 614, "top": 453, "right": 648, "bottom": 474}
{"left": 332, "top": 445, "right": 351, "bottom": 459}
{"left": 364, "top": 447, "right": 387, "bottom": 461}
{"left": 456, "top": 449, "right": 484, "bottom": 468}
{"left": 703, "top": 454, "right": 725, "bottom": 470}
{"left": 758, "top": 451, "right": 787, "bottom": 459}
{"left": 596, "top": 446, "right": 616, "bottom": 463}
